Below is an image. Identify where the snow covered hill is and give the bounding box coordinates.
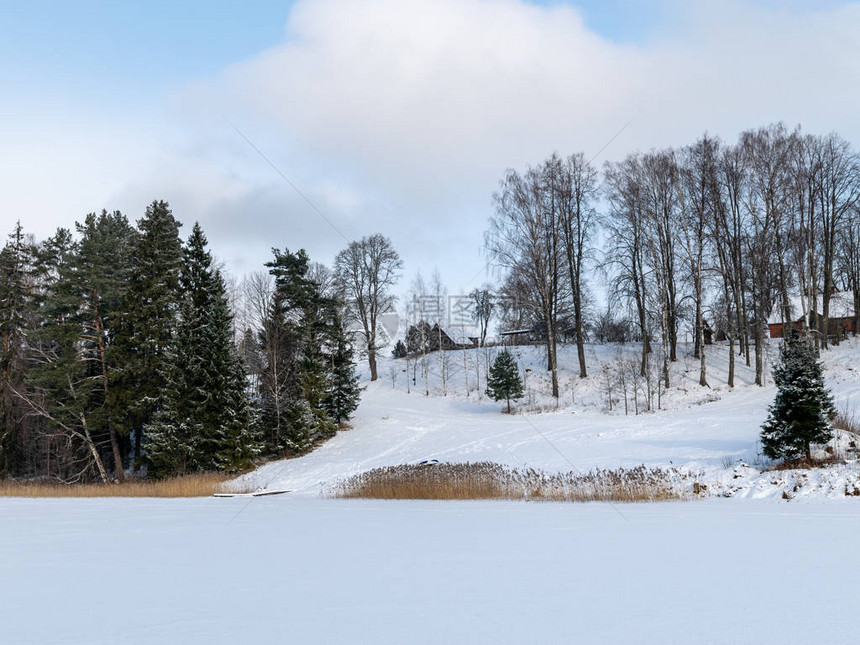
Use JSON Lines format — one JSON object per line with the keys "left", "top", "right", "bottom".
{"left": 233, "top": 338, "right": 860, "bottom": 500}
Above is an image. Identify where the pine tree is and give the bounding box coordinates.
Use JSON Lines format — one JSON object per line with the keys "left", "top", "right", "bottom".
{"left": 27, "top": 228, "right": 111, "bottom": 482}
{"left": 74, "top": 210, "right": 136, "bottom": 481}
{"left": 485, "top": 350, "right": 524, "bottom": 413}
{"left": 144, "top": 223, "right": 259, "bottom": 477}
{"left": 760, "top": 333, "right": 836, "bottom": 462}
{"left": 0, "top": 222, "right": 36, "bottom": 475}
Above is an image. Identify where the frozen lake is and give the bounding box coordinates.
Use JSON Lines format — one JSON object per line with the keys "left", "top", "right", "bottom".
{"left": 2, "top": 496, "right": 858, "bottom": 644}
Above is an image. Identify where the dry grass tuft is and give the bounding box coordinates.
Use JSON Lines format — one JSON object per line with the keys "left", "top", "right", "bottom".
{"left": 769, "top": 455, "right": 845, "bottom": 471}
{"left": 0, "top": 473, "right": 244, "bottom": 498}
{"left": 834, "top": 406, "right": 860, "bottom": 436}
{"left": 332, "top": 462, "right": 686, "bottom": 502}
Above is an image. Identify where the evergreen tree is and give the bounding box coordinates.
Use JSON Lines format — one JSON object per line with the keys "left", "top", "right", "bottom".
{"left": 142, "top": 367, "right": 203, "bottom": 478}
{"left": 74, "top": 210, "right": 136, "bottom": 480}
{"left": 323, "top": 313, "right": 361, "bottom": 424}
{"left": 144, "top": 223, "right": 259, "bottom": 477}
{"left": 27, "top": 228, "right": 112, "bottom": 482}
{"left": 0, "top": 222, "right": 36, "bottom": 475}
{"left": 391, "top": 340, "right": 407, "bottom": 359}
{"left": 485, "top": 350, "right": 524, "bottom": 413}
{"left": 113, "top": 200, "right": 183, "bottom": 468}
{"left": 761, "top": 333, "right": 836, "bottom": 461}
{"left": 258, "top": 282, "right": 298, "bottom": 454}
{"left": 259, "top": 248, "right": 360, "bottom": 455}
{"left": 264, "top": 248, "right": 333, "bottom": 453}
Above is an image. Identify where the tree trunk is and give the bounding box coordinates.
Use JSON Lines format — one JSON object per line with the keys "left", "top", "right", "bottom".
{"left": 754, "top": 324, "right": 764, "bottom": 386}
{"left": 545, "top": 315, "right": 559, "bottom": 399}
{"left": 95, "top": 305, "right": 124, "bottom": 482}
{"left": 574, "top": 291, "right": 587, "bottom": 378}
{"left": 698, "top": 312, "right": 708, "bottom": 388}
{"left": 695, "top": 276, "right": 708, "bottom": 388}
{"left": 439, "top": 328, "right": 446, "bottom": 396}
{"left": 633, "top": 256, "right": 650, "bottom": 377}
{"left": 368, "top": 350, "right": 378, "bottom": 381}
{"left": 463, "top": 347, "right": 468, "bottom": 396}
{"left": 727, "top": 335, "right": 735, "bottom": 388}
{"left": 405, "top": 354, "right": 411, "bottom": 394}
{"left": 81, "top": 413, "right": 108, "bottom": 484}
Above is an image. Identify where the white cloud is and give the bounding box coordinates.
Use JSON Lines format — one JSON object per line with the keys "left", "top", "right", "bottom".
{"left": 212, "top": 0, "right": 646, "bottom": 190}
{"left": 8, "top": 0, "right": 860, "bottom": 295}
{"left": 173, "top": 0, "right": 860, "bottom": 290}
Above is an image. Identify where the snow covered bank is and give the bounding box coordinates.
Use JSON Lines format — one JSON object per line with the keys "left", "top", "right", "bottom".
{"left": 234, "top": 339, "right": 860, "bottom": 499}
{"left": 2, "top": 497, "right": 858, "bottom": 644}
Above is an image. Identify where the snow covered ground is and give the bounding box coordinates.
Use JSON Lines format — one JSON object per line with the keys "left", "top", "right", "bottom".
{"left": 5, "top": 340, "right": 860, "bottom": 644}
{"left": 2, "top": 496, "right": 859, "bottom": 644}
{"left": 235, "top": 338, "right": 860, "bottom": 500}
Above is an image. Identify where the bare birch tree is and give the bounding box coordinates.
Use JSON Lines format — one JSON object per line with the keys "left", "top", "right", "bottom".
{"left": 552, "top": 152, "right": 598, "bottom": 379}
{"left": 487, "top": 163, "right": 563, "bottom": 398}
{"left": 335, "top": 234, "right": 402, "bottom": 381}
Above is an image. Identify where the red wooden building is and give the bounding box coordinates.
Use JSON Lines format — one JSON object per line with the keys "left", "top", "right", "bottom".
{"left": 768, "top": 291, "right": 856, "bottom": 339}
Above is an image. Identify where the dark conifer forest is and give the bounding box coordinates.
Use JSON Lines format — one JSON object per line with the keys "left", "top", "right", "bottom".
{"left": 0, "top": 202, "right": 361, "bottom": 482}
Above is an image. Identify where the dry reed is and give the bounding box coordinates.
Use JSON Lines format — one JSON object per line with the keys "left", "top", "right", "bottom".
{"left": 834, "top": 406, "right": 860, "bottom": 436}
{"left": 0, "top": 472, "right": 243, "bottom": 498}
{"left": 332, "top": 462, "right": 686, "bottom": 502}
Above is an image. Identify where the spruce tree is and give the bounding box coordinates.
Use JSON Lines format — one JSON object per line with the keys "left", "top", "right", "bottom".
{"left": 258, "top": 284, "right": 297, "bottom": 454}
{"left": 323, "top": 313, "right": 361, "bottom": 425}
{"left": 761, "top": 333, "right": 836, "bottom": 462}
{"left": 113, "top": 200, "right": 183, "bottom": 468}
{"left": 144, "top": 223, "right": 259, "bottom": 477}
{"left": 486, "top": 350, "right": 524, "bottom": 413}
{"left": 260, "top": 248, "right": 361, "bottom": 455}
{"left": 264, "top": 248, "right": 334, "bottom": 453}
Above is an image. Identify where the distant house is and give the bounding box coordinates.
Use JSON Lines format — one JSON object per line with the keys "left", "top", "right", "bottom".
{"left": 434, "top": 324, "right": 479, "bottom": 350}
{"left": 406, "top": 321, "right": 477, "bottom": 353}
{"left": 767, "top": 291, "right": 856, "bottom": 339}
{"left": 499, "top": 328, "right": 533, "bottom": 346}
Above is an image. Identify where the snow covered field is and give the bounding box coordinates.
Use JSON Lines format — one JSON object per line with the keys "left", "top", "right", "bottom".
{"left": 4, "top": 340, "right": 860, "bottom": 644}
{"left": 236, "top": 339, "right": 860, "bottom": 499}
{"left": 2, "top": 496, "right": 859, "bottom": 644}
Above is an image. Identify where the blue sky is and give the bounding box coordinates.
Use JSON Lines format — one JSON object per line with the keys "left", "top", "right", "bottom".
{"left": 2, "top": 0, "right": 859, "bottom": 292}
{"left": 2, "top": 1, "right": 665, "bottom": 98}
{"left": 2, "top": 0, "right": 289, "bottom": 107}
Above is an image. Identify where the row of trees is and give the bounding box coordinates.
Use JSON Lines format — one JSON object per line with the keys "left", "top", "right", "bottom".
{"left": 0, "top": 203, "right": 363, "bottom": 482}
{"left": 488, "top": 123, "right": 860, "bottom": 396}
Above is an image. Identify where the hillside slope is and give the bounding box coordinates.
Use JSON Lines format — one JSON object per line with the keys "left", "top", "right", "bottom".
{"left": 233, "top": 339, "right": 860, "bottom": 498}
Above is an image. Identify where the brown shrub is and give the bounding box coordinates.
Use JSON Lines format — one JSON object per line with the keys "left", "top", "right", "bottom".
{"left": 331, "top": 462, "right": 686, "bottom": 502}
{"left": 0, "top": 473, "right": 247, "bottom": 498}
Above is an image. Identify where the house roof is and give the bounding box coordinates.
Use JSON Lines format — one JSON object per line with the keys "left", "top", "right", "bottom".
{"left": 767, "top": 291, "right": 856, "bottom": 325}
{"left": 440, "top": 324, "right": 479, "bottom": 345}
